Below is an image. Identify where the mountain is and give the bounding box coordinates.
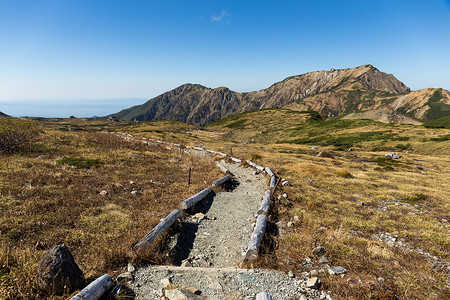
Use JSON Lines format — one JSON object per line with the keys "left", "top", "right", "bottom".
{"left": 111, "top": 65, "right": 449, "bottom": 125}
{"left": 0, "top": 111, "right": 10, "bottom": 118}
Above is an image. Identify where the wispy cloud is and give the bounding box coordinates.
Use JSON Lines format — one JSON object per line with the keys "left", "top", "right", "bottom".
{"left": 210, "top": 9, "right": 229, "bottom": 23}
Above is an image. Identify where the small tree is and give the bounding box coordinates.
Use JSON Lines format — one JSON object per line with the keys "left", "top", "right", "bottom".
{"left": 0, "top": 119, "right": 41, "bottom": 153}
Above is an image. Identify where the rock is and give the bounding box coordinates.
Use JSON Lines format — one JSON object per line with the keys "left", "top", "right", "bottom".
{"left": 385, "top": 152, "right": 400, "bottom": 159}
{"left": 312, "top": 146, "right": 319, "bottom": 149}
{"left": 347, "top": 148, "right": 353, "bottom": 151}
{"left": 160, "top": 277, "right": 172, "bottom": 287}
{"left": 165, "top": 288, "right": 202, "bottom": 300}
{"left": 329, "top": 266, "right": 348, "bottom": 275}
{"left": 181, "top": 259, "right": 192, "bottom": 267}
{"left": 127, "top": 263, "right": 136, "bottom": 273}
{"left": 310, "top": 269, "right": 319, "bottom": 276}
{"left": 99, "top": 190, "right": 108, "bottom": 196}
{"left": 131, "top": 190, "right": 139, "bottom": 195}
{"left": 300, "top": 295, "right": 308, "bottom": 300}
{"left": 288, "top": 271, "right": 295, "bottom": 278}
{"left": 287, "top": 222, "right": 294, "bottom": 228}
{"left": 282, "top": 193, "right": 288, "bottom": 199}
{"left": 193, "top": 213, "right": 206, "bottom": 221}
{"left": 318, "top": 256, "right": 329, "bottom": 264}
{"left": 36, "top": 244, "right": 84, "bottom": 294}
{"left": 312, "top": 246, "right": 326, "bottom": 256}
{"left": 306, "top": 179, "right": 314, "bottom": 184}
{"left": 293, "top": 215, "right": 300, "bottom": 222}
{"left": 317, "top": 151, "right": 334, "bottom": 158}
{"left": 117, "top": 272, "right": 133, "bottom": 283}
{"left": 306, "top": 277, "right": 322, "bottom": 289}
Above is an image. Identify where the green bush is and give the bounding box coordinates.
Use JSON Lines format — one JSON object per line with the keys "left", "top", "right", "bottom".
{"left": 0, "top": 119, "right": 41, "bottom": 153}
{"left": 57, "top": 157, "right": 102, "bottom": 169}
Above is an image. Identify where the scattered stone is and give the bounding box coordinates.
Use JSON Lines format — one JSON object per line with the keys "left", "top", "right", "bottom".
{"left": 312, "top": 146, "right": 319, "bottom": 149}
{"left": 306, "top": 179, "right": 314, "bottom": 184}
{"left": 385, "top": 152, "right": 400, "bottom": 159}
{"left": 282, "top": 193, "right": 288, "bottom": 199}
{"left": 129, "top": 180, "right": 135, "bottom": 184}
{"left": 317, "top": 151, "right": 334, "bottom": 158}
{"left": 160, "top": 277, "right": 172, "bottom": 287}
{"left": 312, "top": 246, "right": 326, "bottom": 256}
{"left": 36, "top": 244, "right": 84, "bottom": 294}
{"left": 318, "top": 256, "right": 329, "bottom": 264}
{"left": 117, "top": 272, "right": 133, "bottom": 283}
{"left": 288, "top": 271, "right": 295, "bottom": 278}
{"left": 316, "top": 227, "right": 327, "bottom": 233}
{"left": 310, "top": 269, "right": 319, "bottom": 276}
{"left": 306, "top": 277, "right": 322, "bottom": 289}
{"left": 293, "top": 215, "right": 300, "bottom": 222}
{"left": 165, "top": 288, "right": 202, "bottom": 300}
{"left": 329, "top": 266, "right": 348, "bottom": 275}
{"left": 193, "top": 213, "right": 206, "bottom": 221}
{"left": 181, "top": 260, "right": 192, "bottom": 267}
{"left": 300, "top": 295, "right": 308, "bottom": 300}
{"left": 127, "top": 263, "right": 136, "bottom": 273}
{"left": 99, "top": 190, "right": 108, "bottom": 196}
{"left": 347, "top": 148, "right": 353, "bottom": 152}
{"left": 131, "top": 190, "right": 139, "bottom": 195}
{"left": 287, "top": 222, "right": 294, "bottom": 228}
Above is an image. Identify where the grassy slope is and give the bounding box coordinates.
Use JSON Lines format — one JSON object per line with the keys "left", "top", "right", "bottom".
{"left": 0, "top": 118, "right": 220, "bottom": 299}
{"left": 128, "top": 109, "right": 450, "bottom": 299}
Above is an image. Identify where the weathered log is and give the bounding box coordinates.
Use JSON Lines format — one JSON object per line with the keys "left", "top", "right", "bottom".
{"left": 230, "top": 157, "right": 242, "bottom": 163}
{"left": 179, "top": 188, "right": 212, "bottom": 210}
{"left": 193, "top": 146, "right": 204, "bottom": 151}
{"left": 212, "top": 174, "right": 233, "bottom": 187}
{"left": 257, "top": 190, "right": 272, "bottom": 215}
{"left": 269, "top": 175, "right": 276, "bottom": 189}
{"left": 70, "top": 274, "right": 113, "bottom": 300}
{"left": 244, "top": 214, "right": 267, "bottom": 260}
{"left": 265, "top": 167, "right": 274, "bottom": 177}
{"left": 134, "top": 209, "right": 182, "bottom": 250}
{"left": 246, "top": 160, "right": 265, "bottom": 172}
{"left": 216, "top": 162, "right": 229, "bottom": 174}
{"left": 256, "top": 292, "right": 273, "bottom": 300}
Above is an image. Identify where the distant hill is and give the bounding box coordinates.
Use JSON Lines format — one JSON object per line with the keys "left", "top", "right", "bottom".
{"left": 0, "top": 111, "right": 10, "bottom": 118}
{"left": 110, "top": 65, "right": 450, "bottom": 125}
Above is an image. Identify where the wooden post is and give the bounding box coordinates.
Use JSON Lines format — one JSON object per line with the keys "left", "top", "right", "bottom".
{"left": 70, "top": 274, "right": 114, "bottom": 300}
{"left": 230, "top": 157, "right": 242, "bottom": 163}
{"left": 179, "top": 188, "right": 212, "bottom": 210}
{"left": 258, "top": 190, "right": 272, "bottom": 215}
{"left": 246, "top": 160, "right": 265, "bottom": 172}
{"left": 134, "top": 209, "right": 182, "bottom": 250}
{"left": 256, "top": 292, "right": 273, "bottom": 300}
{"left": 230, "top": 147, "right": 233, "bottom": 156}
{"left": 244, "top": 214, "right": 267, "bottom": 260}
{"left": 188, "top": 167, "right": 191, "bottom": 186}
{"left": 212, "top": 174, "right": 233, "bottom": 187}
{"left": 216, "top": 162, "right": 229, "bottom": 173}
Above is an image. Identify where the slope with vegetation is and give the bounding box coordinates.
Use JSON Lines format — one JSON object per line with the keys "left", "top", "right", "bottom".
{"left": 126, "top": 109, "right": 450, "bottom": 299}
{"left": 0, "top": 118, "right": 221, "bottom": 299}
{"left": 110, "top": 64, "right": 450, "bottom": 126}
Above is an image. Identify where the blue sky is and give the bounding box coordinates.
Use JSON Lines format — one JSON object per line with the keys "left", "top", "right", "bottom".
{"left": 1, "top": 0, "right": 450, "bottom": 117}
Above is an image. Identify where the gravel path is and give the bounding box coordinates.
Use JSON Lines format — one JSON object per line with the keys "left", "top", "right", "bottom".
{"left": 129, "top": 161, "right": 327, "bottom": 299}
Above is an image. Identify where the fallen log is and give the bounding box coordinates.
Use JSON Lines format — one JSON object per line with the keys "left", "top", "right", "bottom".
{"left": 257, "top": 190, "right": 272, "bottom": 215}
{"left": 265, "top": 167, "right": 274, "bottom": 177}
{"left": 246, "top": 160, "right": 265, "bottom": 172}
{"left": 193, "top": 146, "right": 204, "bottom": 151}
{"left": 230, "top": 157, "right": 242, "bottom": 163}
{"left": 269, "top": 175, "right": 276, "bottom": 189}
{"left": 216, "top": 162, "right": 229, "bottom": 174}
{"left": 134, "top": 209, "right": 182, "bottom": 250}
{"left": 179, "top": 188, "right": 212, "bottom": 210}
{"left": 70, "top": 274, "right": 114, "bottom": 300}
{"left": 212, "top": 174, "right": 233, "bottom": 187}
{"left": 256, "top": 292, "right": 273, "bottom": 300}
{"left": 244, "top": 214, "right": 267, "bottom": 260}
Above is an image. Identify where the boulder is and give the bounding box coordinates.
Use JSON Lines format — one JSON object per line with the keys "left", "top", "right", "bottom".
{"left": 317, "top": 151, "right": 334, "bottom": 158}
{"left": 385, "top": 152, "right": 400, "bottom": 159}
{"left": 36, "top": 244, "right": 84, "bottom": 294}
{"left": 312, "top": 246, "right": 326, "bottom": 256}
{"left": 306, "top": 277, "right": 322, "bottom": 289}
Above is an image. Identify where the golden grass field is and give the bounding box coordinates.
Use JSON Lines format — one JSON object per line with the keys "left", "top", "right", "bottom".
{"left": 1, "top": 111, "right": 449, "bottom": 299}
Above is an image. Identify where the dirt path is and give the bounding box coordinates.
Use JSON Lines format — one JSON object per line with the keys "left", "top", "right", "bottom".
{"left": 129, "top": 161, "right": 326, "bottom": 299}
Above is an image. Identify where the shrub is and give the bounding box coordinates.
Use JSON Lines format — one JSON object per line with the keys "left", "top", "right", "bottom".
{"left": 0, "top": 119, "right": 40, "bottom": 153}
{"left": 57, "top": 157, "right": 102, "bottom": 168}
{"left": 335, "top": 168, "right": 354, "bottom": 178}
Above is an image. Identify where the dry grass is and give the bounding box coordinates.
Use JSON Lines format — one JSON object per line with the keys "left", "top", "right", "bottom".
{"left": 0, "top": 120, "right": 221, "bottom": 299}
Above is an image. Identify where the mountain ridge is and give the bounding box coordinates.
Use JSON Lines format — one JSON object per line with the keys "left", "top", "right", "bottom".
{"left": 110, "top": 65, "right": 449, "bottom": 125}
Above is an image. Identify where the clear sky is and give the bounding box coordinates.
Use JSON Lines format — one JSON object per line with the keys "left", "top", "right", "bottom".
{"left": 1, "top": 0, "right": 450, "bottom": 117}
